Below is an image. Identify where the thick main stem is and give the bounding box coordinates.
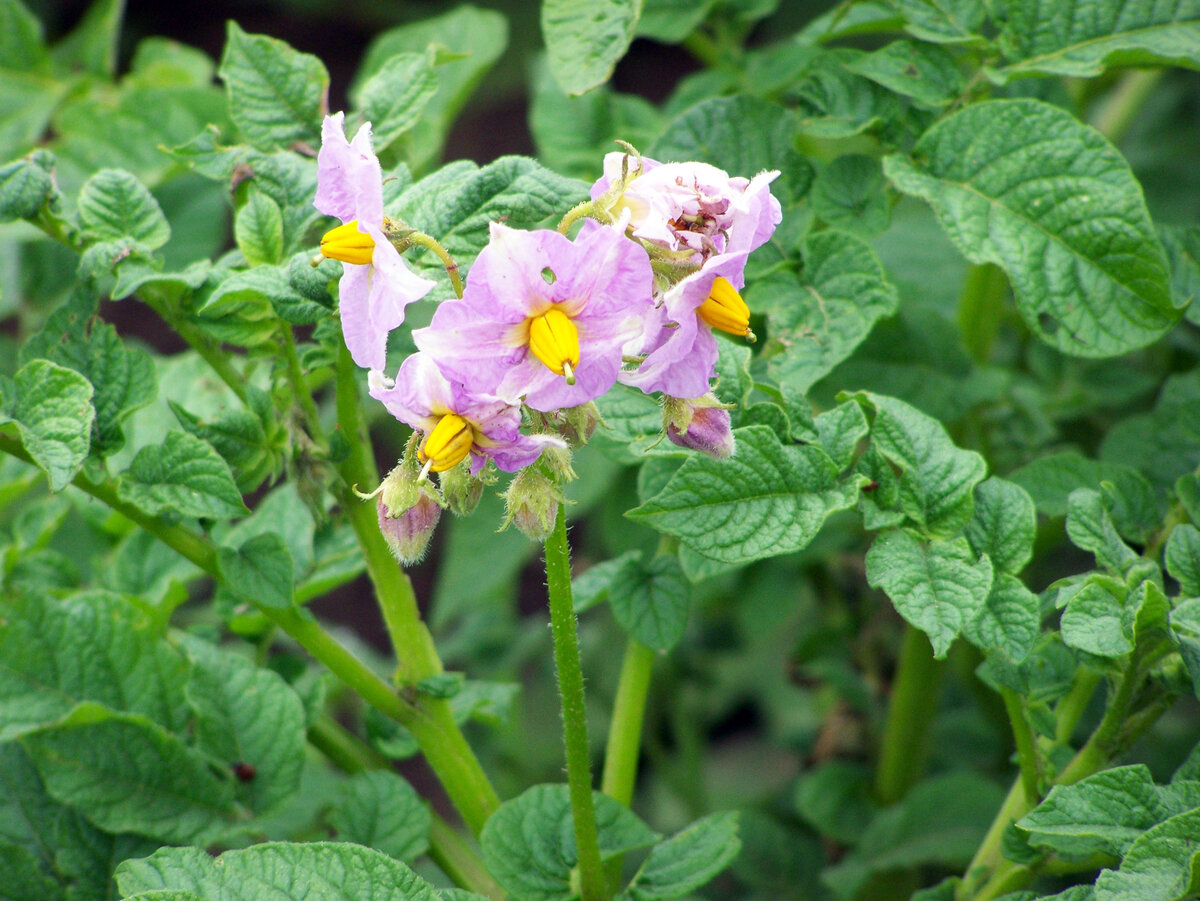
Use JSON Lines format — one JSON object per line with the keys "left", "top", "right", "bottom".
{"left": 544, "top": 505, "right": 606, "bottom": 901}
{"left": 874, "top": 625, "right": 943, "bottom": 805}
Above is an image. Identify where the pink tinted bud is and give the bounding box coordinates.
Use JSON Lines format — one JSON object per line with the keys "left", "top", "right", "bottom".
{"left": 664, "top": 394, "right": 735, "bottom": 460}
{"left": 377, "top": 491, "right": 441, "bottom": 565}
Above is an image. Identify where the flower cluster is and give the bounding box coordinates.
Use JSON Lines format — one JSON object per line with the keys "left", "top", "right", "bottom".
{"left": 315, "top": 115, "right": 779, "bottom": 549}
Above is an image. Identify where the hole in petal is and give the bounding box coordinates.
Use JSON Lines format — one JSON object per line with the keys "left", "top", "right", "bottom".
{"left": 541, "top": 267, "right": 556, "bottom": 285}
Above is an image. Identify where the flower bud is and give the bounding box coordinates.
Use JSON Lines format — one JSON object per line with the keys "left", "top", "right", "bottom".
{"left": 375, "top": 456, "right": 444, "bottom": 565}
{"left": 502, "top": 466, "right": 564, "bottom": 542}
{"left": 663, "top": 393, "right": 736, "bottom": 459}
{"left": 438, "top": 461, "right": 486, "bottom": 517}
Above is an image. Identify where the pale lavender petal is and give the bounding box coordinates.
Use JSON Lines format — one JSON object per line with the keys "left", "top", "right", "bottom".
{"left": 315, "top": 114, "right": 384, "bottom": 226}
{"left": 348, "top": 122, "right": 384, "bottom": 225}
{"left": 368, "top": 352, "right": 450, "bottom": 432}
{"left": 337, "top": 264, "right": 382, "bottom": 370}
{"left": 485, "top": 432, "right": 566, "bottom": 474}
{"left": 365, "top": 222, "right": 435, "bottom": 329}
{"left": 726, "top": 170, "right": 782, "bottom": 256}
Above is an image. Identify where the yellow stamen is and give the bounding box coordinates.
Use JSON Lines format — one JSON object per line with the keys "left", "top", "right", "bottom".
{"left": 527, "top": 307, "right": 580, "bottom": 379}
{"left": 697, "top": 277, "right": 755, "bottom": 341}
{"left": 320, "top": 220, "right": 375, "bottom": 265}
{"left": 418, "top": 413, "right": 474, "bottom": 473}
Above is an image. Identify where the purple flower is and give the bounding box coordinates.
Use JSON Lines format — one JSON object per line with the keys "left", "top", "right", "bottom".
{"left": 621, "top": 251, "right": 749, "bottom": 399}
{"left": 592, "top": 153, "right": 782, "bottom": 263}
{"left": 369, "top": 352, "right": 563, "bottom": 476}
{"left": 664, "top": 394, "right": 736, "bottom": 459}
{"left": 413, "top": 221, "right": 655, "bottom": 412}
{"left": 315, "top": 112, "right": 435, "bottom": 371}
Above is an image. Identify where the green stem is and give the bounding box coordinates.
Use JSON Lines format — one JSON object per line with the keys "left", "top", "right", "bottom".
{"left": 279, "top": 323, "right": 327, "bottom": 446}
{"left": 956, "top": 263, "right": 1008, "bottom": 365}
{"left": 600, "top": 639, "right": 656, "bottom": 806}
{"left": 600, "top": 639, "right": 654, "bottom": 892}
{"left": 1054, "top": 670, "right": 1101, "bottom": 743}
{"left": 140, "top": 290, "right": 251, "bottom": 406}
{"left": 308, "top": 717, "right": 504, "bottom": 901}
{"left": 1001, "top": 687, "right": 1042, "bottom": 804}
{"left": 874, "top": 625, "right": 944, "bottom": 805}
{"left": 544, "top": 504, "right": 606, "bottom": 901}
{"left": 386, "top": 225, "right": 463, "bottom": 298}
{"left": 1090, "top": 69, "right": 1165, "bottom": 143}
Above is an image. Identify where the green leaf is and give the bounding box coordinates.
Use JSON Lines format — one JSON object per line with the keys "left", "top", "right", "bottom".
{"left": 824, "top": 772, "right": 1005, "bottom": 897}
{"left": 1094, "top": 808, "right": 1200, "bottom": 901}
{"left": 0, "top": 0, "right": 47, "bottom": 71}
{"left": 1066, "top": 489, "right": 1138, "bottom": 575}
{"left": 480, "top": 784, "right": 660, "bottom": 901}
{"left": 20, "top": 704, "right": 236, "bottom": 845}
{"left": 994, "top": 0, "right": 1200, "bottom": 81}
{"left": 628, "top": 812, "right": 740, "bottom": 900}
{"left": 541, "top": 0, "right": 641, "bottom": 96}
{"left": 0, "top": 359, "right": 94, "bottom": 492}
{"left": 218, "top": 22, "right": 328, "bottom": 151}
{"left": 759, "top": 230, "right": 899, "bottom": 395}
{"left": 1018, "top": 765, "right": 1190, "bottom": 859}
{"left": 1172, "top": 598, "right": 1200, "bottom": 698}
{"left": 117, "top": 842, "right": 443, "bottom": 901}
{"left": 355, "top": 50, "right": 439, "bottom": 154}
{"left": 572, "top": 550, "right": 642, "bottom": 612}
{"left": 1167, "top": 524, "right": 1200, "bottom": 597}
{"left": 636, "top": 0, "right": 716, "bottom": 40}
{"left": 1161, "top": 224, "right": 1200, "bottom": 323}
{"left": 51, "top": 0, "right": 121, "bottom": 77}
{"left": 354, "top": 6, "right": 508, "bottom": 173}
{"left": 22, "top": 295, "right": 157, "bottom": 457}
{"left": 179, "top": 635, "right": 305, "bottom": 816}
{"left": 1101, "top": 370, "right": 1200, "bottom": 490}
{"left": 0, "top": 156, "right": 54, "bottom": 222}
{"left": 792, "top": 50, "right": 905, "bottom": 140}
{"left": 628, "top": 426, "right": 862, "bottom": 564}
{"left": 234, "top": 190, "right": 284, "bottom": 267}
{"left": 649, "top": 94, "right": 812, "bottom": 204}
{"left": 117, "top": 431, "right": 247, "bottom": 519}
{"left": 217, "top": 532, "right": 295, "bottom": 610}
{"left": 393, "top": 157, "right": 588, "bottom": 291}
{"left": 1060, "top": 575, "right": 1133, "bottom": 658}
{"left": 888, "top": 0, "right": 986, "bottom": 44}
{"left": 815, "top": 399, "right": 870, "bottom": 469}
{"left": 809, "top": 154, "right": 891, "bottom": 237}
{"left": 331, "top": 771, "right": 431, "bottom": 862}
{"left": 866, "top": 530, "right": 994, "bottom": 658}
{"left": 1008, "top": 451, "right": 1152, "bottom": 518}
{"left": 964, "top": 573, "right": 1040, "bottom": 663}
{"left": 170, "top": 401, "right": 275, "bottom": 494}
{"left": 77, "top": 169, "right": 170, "bottom": 249}
{"left": 964, "top": 477, "right": 1036, "bottom": 576}
{"left": 860, "top": 392, "right": 988, "bottom": 537}
{"left": 607, "top": 554, "right": 691, "bottom": 651}
{"left": 0, "top": 841, "right": 63, "bottom": 901}
{"left": 884, "top": 99, "right": 1177, "bottom": 357}
{"left": 794, "top": 760, "right": 876, "bottom": 845}
{"left": 0, "top": 591, "right": 190, "bottom": 741}
{"left": 846, "top": 40, "right": 965, "bottom": 107}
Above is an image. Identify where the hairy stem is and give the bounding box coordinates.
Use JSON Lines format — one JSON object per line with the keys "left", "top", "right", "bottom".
{"left": 875, "top": 625, "right": 943, "bottom": 805}
{"left": 1001, "top": 687, "right": 1043, "bottom": 805}
{"left": 544, "top": 504, "right": 606, "bottom": 901}
{"left": 279, "top": 323, "right": 327, "bottom": 446}
{"left": 140, "top": 290, "right": 251, "bottom": 406}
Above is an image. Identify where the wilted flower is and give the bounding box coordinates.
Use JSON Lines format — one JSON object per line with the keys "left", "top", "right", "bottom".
{"left": 413, "top": 221, "right": 655, "bottom": 412}
{"left": 314, "top": 112, "right": 435, "bottom": 371}
{"left": 622, "top": 251, "right": 750, "bottom": 399}
{"left": 592, "top": 152, "right": 782, "bottom": 263}
{"left": 369, "top": 352, "right": 564, "bottom": 476}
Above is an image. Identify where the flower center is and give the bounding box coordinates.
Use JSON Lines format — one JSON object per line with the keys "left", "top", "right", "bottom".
{"left": 697, "top": 277, "right": 755, "bottom": 342}
{"left": 418, "top": 413, "right": 474, "bottom": 473}
{"left": 527, "top": 307, "right": 580, "bottom": 384}
{"left": 320, "top": 220, "right": 376, "bottom": 265}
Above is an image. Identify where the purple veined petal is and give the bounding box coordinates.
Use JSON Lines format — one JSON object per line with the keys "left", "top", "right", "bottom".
{"left": 347, "top": 121, "right": 384, "bottom": 226}
{"left": 337, "top": 264, "right": 384, "bottom": 371}
{"left": 314, "top": 112, "right": 386, "bottom": 227}
{"left": 467, "top": 223, "right": 565, "bottom": 319}
{"left": 368, "top": 352, "right": 449, "bottom": 432}
{"left": 485, "top": 432, "right": 567, "bottom": 474}
{"left": 726, "top": 170, "right": 782, "bottom": 256}
{"left": 413, "top": 300, "right": 528, "bottom": 401}
{"left": 364, "top": 221, "right": 436, "bottom": 329}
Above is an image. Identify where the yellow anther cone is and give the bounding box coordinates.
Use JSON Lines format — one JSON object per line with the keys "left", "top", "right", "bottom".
{"left": 419, "top": 413, "right": 474, "bottom": 473}
{"left": 320, "top": 220, "right": 375, "bottom": 265}
{"left": 528, "top": 308, "right": 580, "bottom": 382}
{"left": 697, "top": 277, "right": 754, "bottom": 341}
